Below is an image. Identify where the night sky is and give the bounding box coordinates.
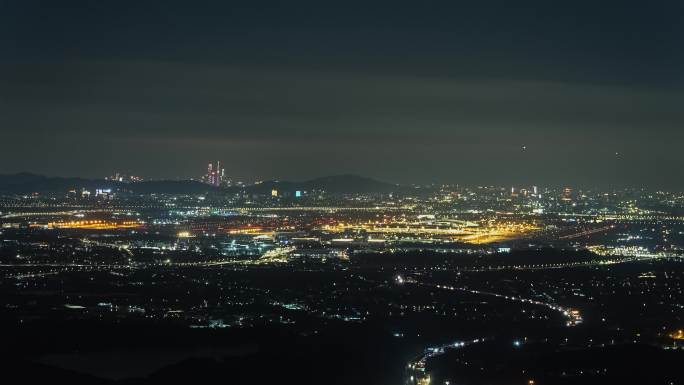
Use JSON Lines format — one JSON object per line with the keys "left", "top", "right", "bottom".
{"left": 1, "top": 1, "right": 683, "bottom": 188}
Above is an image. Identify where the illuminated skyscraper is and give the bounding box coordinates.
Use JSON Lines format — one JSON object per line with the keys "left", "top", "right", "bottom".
{"left": 216, "top": 161, "right": 220, "bottom": 186}
{"left": 205, "top": 161, "right": 224, "bottom": 186}
{"left": 561, "top": 187, "right": 573, "bottom": 202}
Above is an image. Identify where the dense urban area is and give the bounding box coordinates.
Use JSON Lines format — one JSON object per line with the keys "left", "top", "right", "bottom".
{"left": 1, "top": 170, "right": 684, "bottom": 384}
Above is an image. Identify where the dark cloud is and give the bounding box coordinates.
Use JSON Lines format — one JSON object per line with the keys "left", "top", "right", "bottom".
{"left": 1, "top": 1, "right": 683, "bottom": 187}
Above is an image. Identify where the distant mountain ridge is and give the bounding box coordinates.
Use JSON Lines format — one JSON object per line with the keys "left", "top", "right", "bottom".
{"left": 0, "top": 173, "right": 97, "bottom": 193}
{"left": 0, "top": 173, "right": 216, "bottom": 195}
{"left": 243, "top": 174, "right": 404, "bottom": 194}
{"left": 0, "top": 173, "right": 405, "bottom": 195}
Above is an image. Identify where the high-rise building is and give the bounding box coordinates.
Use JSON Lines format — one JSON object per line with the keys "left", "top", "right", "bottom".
{"left": 204, "top": 161, "right": 224, "bottom": 186}
{"left": 216, "top": 161, "right": 220, "bottom": 185}
{"left": 561, "top": 187, "right": 573, "bottom": 202}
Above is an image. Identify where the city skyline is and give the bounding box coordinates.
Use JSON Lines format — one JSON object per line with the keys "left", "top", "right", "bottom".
{"left": 3, "top": 2, "right": 684, "bottom": 384}
{"left": 4, "top": 167, "right": 682, "bottom": 191}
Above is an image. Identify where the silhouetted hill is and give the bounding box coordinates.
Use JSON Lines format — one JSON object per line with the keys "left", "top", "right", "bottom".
{"left": 125, "top": 181, "right": 217, "bottom": 195}
{"left": 245, "top": 174, "right": 405, "bottom": 194}
{"left": 305, "top": 174, "right": 400, "bottom": 193}
{"left": 0, "top": 173, "right": 109, "bottom": 194}
{"left": 0, "top": 173, "right": 405, "bottom": 195}
{"left": 1, "top": 357, "right": 109, "bottom": 385}
{"left": 0, "top": 173, "right": 215, "bottom": 195}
